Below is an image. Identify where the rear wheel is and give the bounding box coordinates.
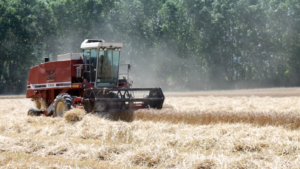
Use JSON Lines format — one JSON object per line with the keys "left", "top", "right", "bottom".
{"left": 53, "top": 93, "right": 73, "bottom": 117}
{"left": 27, "top": 108, "right": 41, "bottom": 116}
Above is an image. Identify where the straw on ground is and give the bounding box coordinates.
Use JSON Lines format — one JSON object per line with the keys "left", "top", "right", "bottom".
{"left": 1, "top": 89, "right": 300, "bottom": 168}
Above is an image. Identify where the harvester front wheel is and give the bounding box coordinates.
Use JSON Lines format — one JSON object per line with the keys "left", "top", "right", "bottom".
{"left": 53, "top": 93, "right": 73, "bottom": 117}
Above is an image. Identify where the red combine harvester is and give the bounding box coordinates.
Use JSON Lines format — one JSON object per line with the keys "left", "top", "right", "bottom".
{"left": 26, "top": 39, "right": 164, "bottom": 117}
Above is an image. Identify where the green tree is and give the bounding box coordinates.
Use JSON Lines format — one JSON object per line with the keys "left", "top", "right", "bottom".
{"left": 0, "top": 0, "right": 53, "bottom": 94}
{"left": 47, "top": 0, "right": 117, "bottom": 58}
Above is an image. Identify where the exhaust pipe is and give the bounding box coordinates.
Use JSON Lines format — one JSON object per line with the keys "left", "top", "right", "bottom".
{"left": 44, "top": 57, "right": 49, "bottom": 62}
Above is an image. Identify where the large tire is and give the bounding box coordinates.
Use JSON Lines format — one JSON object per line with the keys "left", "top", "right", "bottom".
{"left": 53, "top": 93, "right": 73, "bottom": 117}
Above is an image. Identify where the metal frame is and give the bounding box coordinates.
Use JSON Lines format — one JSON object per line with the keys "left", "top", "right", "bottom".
{"left": 83, "top": 87, "right": 165, "bottom": 112}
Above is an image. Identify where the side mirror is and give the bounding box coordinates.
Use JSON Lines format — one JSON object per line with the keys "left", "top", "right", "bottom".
{"left": 83, "top": 56, "right": 87, "bottom": 64}
{"left": 128, "top": 64, "right": 131, "bottom": 70}
{"left": 76, "top": 66, "right": 82, "bottom": 78}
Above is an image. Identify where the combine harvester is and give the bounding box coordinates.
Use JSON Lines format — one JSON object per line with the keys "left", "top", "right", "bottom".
{"left": 26, "top": 39, "right": 164, "bottom": 118}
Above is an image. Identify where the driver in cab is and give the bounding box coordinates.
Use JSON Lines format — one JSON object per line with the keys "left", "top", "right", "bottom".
{"left": 98, "top": 55, "right": 112, "bottom": 78}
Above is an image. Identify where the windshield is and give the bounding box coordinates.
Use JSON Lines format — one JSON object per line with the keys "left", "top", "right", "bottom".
{"left": 96, "top": 49, "right": 120, "bottom": 87}
{"left": 83, "top": 49, "right": 97, "bottom": 83}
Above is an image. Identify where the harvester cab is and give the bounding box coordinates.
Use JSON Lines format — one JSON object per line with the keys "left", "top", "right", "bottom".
{"left": 26, "top": 39, "right": 164, "bottom": 117}
{"left": 81, "top": 39, "right": 124, "bottom": 87}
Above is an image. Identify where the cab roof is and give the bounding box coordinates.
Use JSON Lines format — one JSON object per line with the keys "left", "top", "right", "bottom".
{"left": 80, "top": 39, "right": 123, "bottom": 49}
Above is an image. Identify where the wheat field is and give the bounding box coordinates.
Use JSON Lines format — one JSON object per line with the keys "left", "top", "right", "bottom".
{"left": 1, "top": 88, "right": 300, "bottom": 168}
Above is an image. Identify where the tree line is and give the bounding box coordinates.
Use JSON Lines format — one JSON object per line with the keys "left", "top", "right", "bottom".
{"left": 0, "top": 0, "right": 300, "bottom": 94}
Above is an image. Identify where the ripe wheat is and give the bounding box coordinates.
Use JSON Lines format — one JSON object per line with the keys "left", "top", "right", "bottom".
{"left": 1, "top": 89, "right": 300, "bottom": 168}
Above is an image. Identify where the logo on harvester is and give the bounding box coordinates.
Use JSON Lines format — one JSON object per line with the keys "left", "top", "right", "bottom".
{"left": 47, "top": 83, "right": 56, "bottom": 87}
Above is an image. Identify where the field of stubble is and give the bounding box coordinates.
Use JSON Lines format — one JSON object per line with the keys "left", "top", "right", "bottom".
{"left": 1, "top": 88, "right": 300, "bottom": 168}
